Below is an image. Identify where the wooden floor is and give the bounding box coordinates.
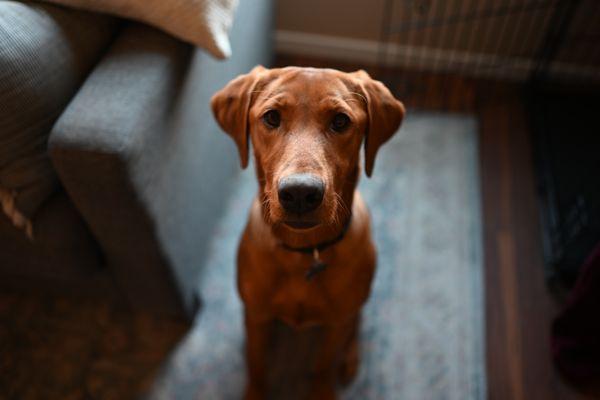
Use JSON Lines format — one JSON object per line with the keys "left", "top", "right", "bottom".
{"left": 1, "top": 56, "right": 598, "bottom": 399}
{"left": 0, "top": 290, "right": 188, "bottom": 399}
{"left": 478, "top": 89, "right": 595, "bottom": 400}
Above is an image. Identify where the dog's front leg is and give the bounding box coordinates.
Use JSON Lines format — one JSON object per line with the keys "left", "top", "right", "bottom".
{"left": 243, "top": 312, "right": 271, "bottom": 400}
{"left": 309, "top": 317, "right": 357, "bottom": 400}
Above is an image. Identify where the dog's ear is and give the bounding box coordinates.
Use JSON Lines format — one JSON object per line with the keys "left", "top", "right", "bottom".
{"left": 211, "top": 65, "right": 266, "bottom": 169}
{"left": 352, "top": 70, "right": 405, "bottom": 177}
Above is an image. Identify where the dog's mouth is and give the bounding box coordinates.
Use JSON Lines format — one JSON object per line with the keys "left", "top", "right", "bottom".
{"left": 283, "top": 219, "right": 320, "bottom": 230}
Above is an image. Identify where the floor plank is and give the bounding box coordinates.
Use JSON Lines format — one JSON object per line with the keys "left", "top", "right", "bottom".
{"left": 478, "top": 92, "right": 555, "bottom": 400}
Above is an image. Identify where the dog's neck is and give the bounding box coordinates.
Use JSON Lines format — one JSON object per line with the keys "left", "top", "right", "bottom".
{"left": 270, "top": 215, "right": 353, "bottom": 250}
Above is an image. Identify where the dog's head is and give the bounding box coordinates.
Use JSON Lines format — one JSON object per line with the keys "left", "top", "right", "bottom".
{"left": 211, "top": 66, "right": 404, "bottom": 233}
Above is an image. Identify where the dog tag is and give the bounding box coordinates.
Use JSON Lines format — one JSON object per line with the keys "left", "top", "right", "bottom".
{"left": 306, "top": 248, "right": 327, "bottom": 280}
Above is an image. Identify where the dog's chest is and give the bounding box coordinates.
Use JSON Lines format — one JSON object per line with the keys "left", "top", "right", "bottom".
{"left": 266, "top": 251, "right": 359, "bottom": 329}
{"left": 270, "top": 274, "right": 333, "bottom": 329}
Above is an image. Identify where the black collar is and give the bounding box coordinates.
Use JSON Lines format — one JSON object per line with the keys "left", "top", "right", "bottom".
{"left": 279, "top": 216, "right": 352, "bottom": 280}
{"left": 279, "top": 216, "right": 352, "bottom": 254}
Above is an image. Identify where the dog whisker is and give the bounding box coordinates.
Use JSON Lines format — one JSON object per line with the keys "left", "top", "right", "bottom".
{"left": 334, "top": 192, "right": 351, "bottom": 219}
{"left": 330, "top": 194, "right": 351, "bottom": 229}
{"left": 260, "top": 190, "right": 271, "bottom": 219}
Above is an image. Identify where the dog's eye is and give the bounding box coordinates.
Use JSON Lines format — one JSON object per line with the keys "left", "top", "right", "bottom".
{"left": 262, "top": 110, "right": 281, "bottom": 128}
{"left": 331, "top": 113, "right": 350, "bottom": 132}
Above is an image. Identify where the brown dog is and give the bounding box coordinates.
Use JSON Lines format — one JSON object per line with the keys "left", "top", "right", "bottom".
{"left": 211, "top": 66, "right": 404, "bottom": 400}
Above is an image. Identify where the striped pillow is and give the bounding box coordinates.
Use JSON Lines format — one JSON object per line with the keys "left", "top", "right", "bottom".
{"left": 43, "top": 0, "right": 239, "bottom": 59}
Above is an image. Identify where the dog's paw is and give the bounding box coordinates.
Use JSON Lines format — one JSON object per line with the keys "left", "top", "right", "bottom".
{"left": 338, "top": 338, "right": 359, "bottom": 386}
{"left": 338, "top": 357, "right": 359, "bottom": 386}
{"left": 308, "top": 384, "right": 338, "bottom": 400}
{"left": 243, "top": 383, "right": 265, "bottom": 400}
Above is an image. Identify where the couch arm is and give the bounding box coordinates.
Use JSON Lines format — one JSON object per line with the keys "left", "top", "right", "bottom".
{"left": 49, "top": 0, "right": 272, "bottom": 319}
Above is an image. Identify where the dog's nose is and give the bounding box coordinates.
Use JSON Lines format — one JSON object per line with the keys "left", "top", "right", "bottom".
{"left": 278, "top": 174, "right": 324, "bottom": 214}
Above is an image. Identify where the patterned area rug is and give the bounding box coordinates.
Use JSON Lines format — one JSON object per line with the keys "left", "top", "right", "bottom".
{"left": 148, "top": 112, "right": 486, "bottom": 400}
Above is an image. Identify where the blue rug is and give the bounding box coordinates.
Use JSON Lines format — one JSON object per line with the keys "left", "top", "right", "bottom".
{"left": 148, "top": 112, "right": 486, "bottom": 400}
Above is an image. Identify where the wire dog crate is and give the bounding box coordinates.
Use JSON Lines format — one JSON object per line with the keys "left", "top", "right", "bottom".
{"left": 378, "top": 0, "right": 600, "bottom": 86}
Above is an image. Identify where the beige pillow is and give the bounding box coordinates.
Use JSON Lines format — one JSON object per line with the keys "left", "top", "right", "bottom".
{"left": 44, "top": 0, "right": 238, "bottom": 59}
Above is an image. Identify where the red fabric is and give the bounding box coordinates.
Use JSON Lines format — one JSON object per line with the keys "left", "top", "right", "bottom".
{"left": 552, "top": 241, "right": 600, "bottom": 383}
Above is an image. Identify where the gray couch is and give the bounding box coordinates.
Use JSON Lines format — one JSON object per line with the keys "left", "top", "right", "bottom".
{"left": 0, "top": 1, "right": 272, "bottom": 320}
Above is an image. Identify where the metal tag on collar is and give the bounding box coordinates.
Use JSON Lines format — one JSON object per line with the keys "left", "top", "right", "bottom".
{"left": 306, "top": 248, "right": 327, "bottom": 280}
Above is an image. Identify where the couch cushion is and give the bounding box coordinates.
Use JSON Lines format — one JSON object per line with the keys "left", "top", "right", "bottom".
{"left": 0, "top": 1, "right": 119, "bottom": 236}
